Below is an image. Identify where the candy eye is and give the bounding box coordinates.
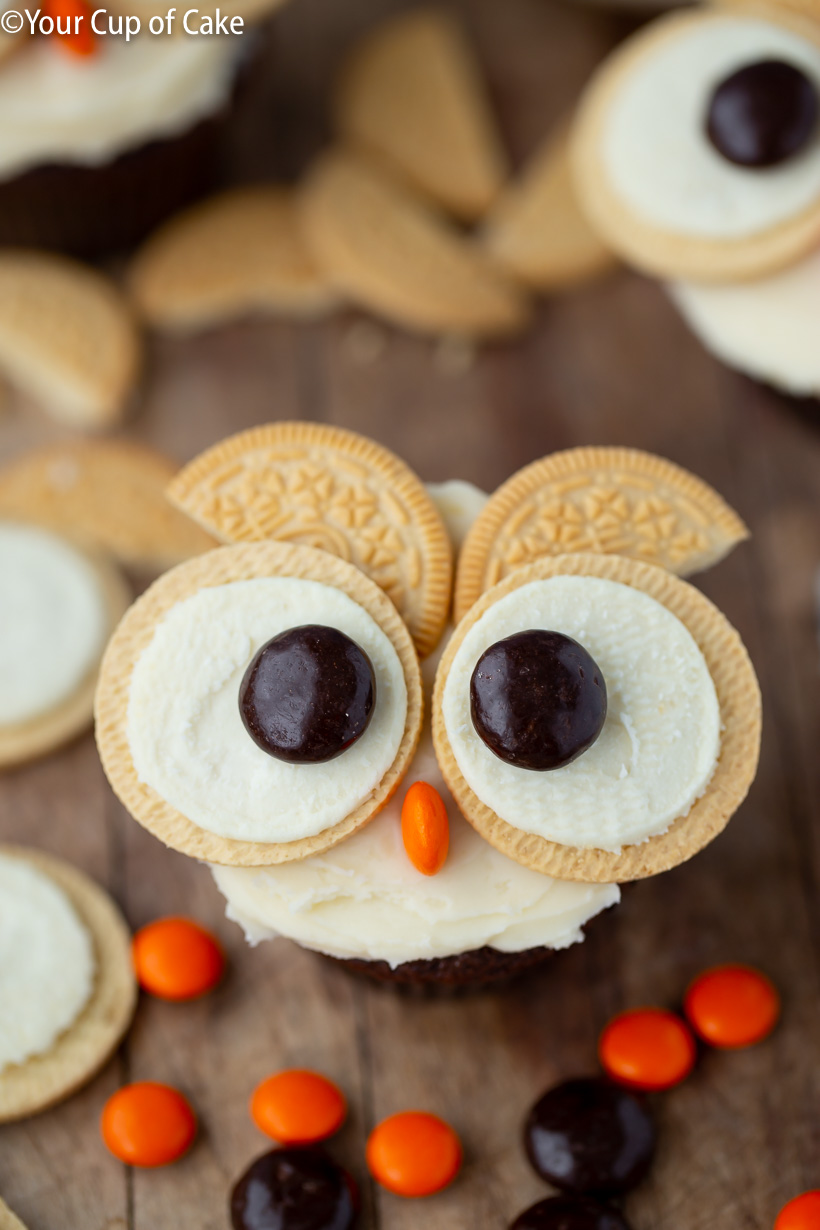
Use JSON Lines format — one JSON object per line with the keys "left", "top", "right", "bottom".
{"left": 469, "top": 629, "right": 607, "bottom": 772}
{"left": 239, "top": 624, "right": 376, "bottom": 765}
{"left": 706, "top": 59, "right": 819, "bottom": 168}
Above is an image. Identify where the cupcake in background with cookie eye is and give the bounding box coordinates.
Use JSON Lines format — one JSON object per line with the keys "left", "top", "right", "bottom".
{"left": 95, "top": 426, "right": 760, "bottom": 989}
{"left": 0, "top": 1, "right": 286, "bottom": 257}
{"left": 571, "top": 3, "right": 820, "bottom": 400}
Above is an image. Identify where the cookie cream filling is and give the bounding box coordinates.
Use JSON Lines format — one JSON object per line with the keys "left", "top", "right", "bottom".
{"left": 212, "top": 642, "right": 620, "bottom": 966}
{"left": 603, "top": 16, "right": 820, "bottom": 240}
{"left": 127, "top": 578, "right": 408, "bottom": 844}
{"left": 442, "top": 576, "right": 721, "bottom": 853}
{"left": 0, "top": 855, "right": 95, "bottom": 1073}
{"left": 0, "top": 524, "right": 109, "bottom": 727}
{"left": 668, "top": 247, "right": 820, "bottom": 396}
{"left": 0, "top": 37, "right": 242, "bottom": 180}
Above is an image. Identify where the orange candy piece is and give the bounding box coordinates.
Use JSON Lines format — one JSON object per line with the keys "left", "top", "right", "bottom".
{"left": 43, "top": 0, "right": 96, "bottom": 56}
{"left": 776, "top": 1192, "right": 820, "bottom": 1230}
{"left": 684, "top": 964, "right": 780, "bottom": 1049}
{"left": 101, "top": 1082, "right": 196, "bottom": 1167}
{"left": 251, "top": 1070, "right": 347, "bottom": 1145}
{"left": 366, "top": 1111, "right": 462, "bottom": 1197}
{"left": 401, "top": 781, "right": 449, "bottom": 875}
{"left": 599, "top": 1008, "right": 696, "bottom": 1091}
{"left": 132, "top": 916, "right": 225, "bottom": 1002}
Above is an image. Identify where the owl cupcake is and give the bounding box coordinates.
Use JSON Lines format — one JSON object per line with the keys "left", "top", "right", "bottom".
{"left": 95, "top": 425, "right": 761, "bottom": 988}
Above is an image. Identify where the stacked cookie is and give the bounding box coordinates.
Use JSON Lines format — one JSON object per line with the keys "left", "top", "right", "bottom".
{"left": 570, "top": 0, "right": 820, "bottom": 398}
{"left": 95, "top": 423, "right": 761, "bottom": 988}
{"left": 128, "top": 10, "right": 615, "bottom": 344}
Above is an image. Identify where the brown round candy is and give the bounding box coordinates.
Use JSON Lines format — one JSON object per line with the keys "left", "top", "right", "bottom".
{"left": 239, "top": 624, "right": 375, "bottom": 764}
{"left": 470, "top": 630, "right": 607, "bottom": 771}
{"left": 706, "top": 59, "right": 819, "bottom": 168}
{"left": 511, "top": 1196, "right": 632, "bottom": 1230}
{"left": 524, "top": 1078, "right": 655, "bottom": 1197}
{"left": 230, "top": 1147, "right": 357, "bottom": 1230}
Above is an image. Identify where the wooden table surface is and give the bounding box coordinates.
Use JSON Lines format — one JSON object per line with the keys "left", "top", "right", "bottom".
{"left": 2, "top": 1, "right": 820, "bottom": 1227}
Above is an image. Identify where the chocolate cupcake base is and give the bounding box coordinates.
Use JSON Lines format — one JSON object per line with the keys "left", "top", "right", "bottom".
{"left": 0, "top": 116, "right": 221, "bottom": 259}
{"left": 328, "top": 945, "right": 555, "bottom": 992}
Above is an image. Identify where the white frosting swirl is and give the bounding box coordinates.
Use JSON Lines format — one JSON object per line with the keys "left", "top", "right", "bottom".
{"left": 669, "top": 246, "right": 820, "bottom": 396}
{"left": 0, "top": 37, "right": 242, "bottom": 179}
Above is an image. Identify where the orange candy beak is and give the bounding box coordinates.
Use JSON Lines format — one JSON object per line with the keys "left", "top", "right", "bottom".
{"left": 43, "top": 0, "right": 97, "bottom": 56}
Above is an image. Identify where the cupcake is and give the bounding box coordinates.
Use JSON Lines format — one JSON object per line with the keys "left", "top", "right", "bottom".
{"left": 0, "top": 30, "right": 257, "bottom": 256}
{"left": 95, "top": 425, "right": 760, "bottom": 989}
{"left": 570, "top": 4, "right": 820, "bottom": 399}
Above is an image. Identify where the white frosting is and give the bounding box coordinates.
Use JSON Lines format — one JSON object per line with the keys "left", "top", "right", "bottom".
{"left": 127, "top": 578, "right": 409, "bottom": 844}
{"left": 0, "top": 38, "right": 241, "bottom": 179}
{"left": 604, "top": 16, "right": 820, "bottom": 239}
{"left": 442, "top": 576, "right": 721, "bottom": 853}
{"left": 669, "top": 246, "right": 820, "bottom": 396}
{"left": 212, "top": 639, "right": 620, "bottom": 965}
{"left": 426, "top": 480, "right": 489, "bottom": 552}
{"left": 0, "top": 524, "right": 108, "bottom": 726}
{"left": 0, "top": 855, "right": 95, "bottom": 1073}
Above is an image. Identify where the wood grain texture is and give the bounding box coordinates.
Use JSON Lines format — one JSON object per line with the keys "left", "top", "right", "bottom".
{"left": 1, "top": 1, "right": 819, "bottom": 1227}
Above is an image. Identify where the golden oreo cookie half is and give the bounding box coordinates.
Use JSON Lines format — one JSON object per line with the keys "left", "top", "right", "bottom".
{"left": 167, "top": 422, "right": 453, "bottom": 658}
{"left": 0, "top": 1198, "right": 27, "bottom": 1230}
{"left": 434, "top": 553, "right": 761, "bottom": 883}
{"left": 95, "top": 541, "right": 424, "bottom": 867}
{"left": 482, "top": 122, "right": 617, "bottom": 291}
{"left": 336, "top": 9, "right": 507, "bottom": 221}
{"left": 454, "top": 446, "right": 747, "bottom": 622}
{"left": 0, "top": 440, "right": 217, "bottom": 573}
{"left": 130, "top": 187, "right": 336, "bottom": 332}
{"left": 0, "top": 251, "right": 140, "bottom": 429}
{"left": 299, "top": 150, "right": 529, "bottom": 338}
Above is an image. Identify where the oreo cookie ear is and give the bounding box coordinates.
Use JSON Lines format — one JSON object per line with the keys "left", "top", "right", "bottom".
{"left": 167, "top": 421, "right": 453, "bottom": 658}
{"left": 453, "top": 445, "right": 748, "bottom": 623}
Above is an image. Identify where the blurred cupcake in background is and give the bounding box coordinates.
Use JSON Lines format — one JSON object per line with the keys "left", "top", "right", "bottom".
{"left": 0, "top": 11, "right": 279, "bottom": 257}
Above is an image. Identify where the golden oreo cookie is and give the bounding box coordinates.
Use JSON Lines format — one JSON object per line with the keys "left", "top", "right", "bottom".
{"left": 167, "top": 422, "right": 453, "bottom": 658}
{"left": 0, "top": 252, "right": 140, "bottom": 429}
{"left": 572, "top": 8, "right": 820, "bottom": 282}
{"left": 454, "top": 446, "right": 747, "bottom": 622}
{"left": 336, "top": 9, "right": 507, "bottom": 221}
{"left": 130, "top": 187, "right": 336, "bottom": 332}
{"left": 95, "top": 541, "right": 424, "bottom": 867}
{"left": 0, "top": 441, "right": 217, "bottom": 572}
{"left": 482, "top": 122, "right": 617, "bottom": 291}
{"left": 433, "top": 553, "right": 761, "bottom": 883}
{"left": 299, "top": 150, "right": 529, "bottom": 338}
{"left": 0, "top": 847, "right": 136, "bottom": 1123}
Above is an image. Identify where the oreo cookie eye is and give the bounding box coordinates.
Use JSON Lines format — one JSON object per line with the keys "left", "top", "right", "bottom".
{"left": 239, "top": 624, "right": 376, "bottom": 764}
{"left": 469, "top": 629, "right": 607, "bottom": 772}
{"left": 706, "top": 59, "right": 819, "bottom": 168}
